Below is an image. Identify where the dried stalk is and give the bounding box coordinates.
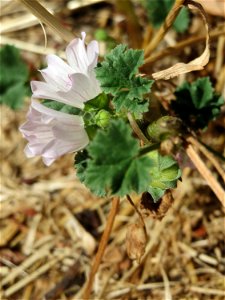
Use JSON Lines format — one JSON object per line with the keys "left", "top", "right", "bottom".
{"left": 187, "top": 136, "right": 225, "bottom": 183}
{"left": 82, "top": 197, "right": 120, "bottom": 300}
{"left": 186, "top": 144, "right": 225, "bottom": 207}
{"left": 144, "top": 0, "right": 185, "bottom": 57}
{"left": 17, "top": 0, "right": 75, "bottom": 42}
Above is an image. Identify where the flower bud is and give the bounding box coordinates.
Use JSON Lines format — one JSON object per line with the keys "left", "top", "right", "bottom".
{"left": 147, "top": 116, "right": 182, "bottom": 142}
{"left": 95, "top": 109, "right": 111, "bottom": 128}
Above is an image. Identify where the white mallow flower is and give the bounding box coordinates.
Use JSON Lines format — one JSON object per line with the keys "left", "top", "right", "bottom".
{"left": 20, "top": 32, "right": 101, "bottom": 165}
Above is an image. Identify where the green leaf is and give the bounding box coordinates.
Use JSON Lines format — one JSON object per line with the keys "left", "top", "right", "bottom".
{"left": 0, "top": 82, "right": 28, "bottom": 109}
{"left": 79, "top": 119, "right": 152, "bottom": 196}
{"left": 172, "top": 77, "right": 224, "bottom": 129}
{"left": 173, "top": 7, "right": 190, "bottom": 33}
{"left": 84, "top": 93, "right": 109, "bottom": 111}
{"left": 145, "top": 0, "right": 189, "bottom": 33}
{"left": 42, "top": 99, "right": 82, "bottom": 115}
{"left": 147, "top": 150, "right": 181, "bottom": 202}
{"left": 190, "top": 77, "right": 213, "bottom": 109}
{"left": 0, "top": 45, "right": 29, "bottom": 109}
{"left": 75, "top": 150, "right": 89, "bottom": 183}
{"left": 95, "top": 45, "right": 154, "bottom": 115}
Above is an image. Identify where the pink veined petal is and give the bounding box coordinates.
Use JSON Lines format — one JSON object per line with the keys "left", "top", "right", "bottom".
{"left": 40, "top": 54, "right": 75, "bottom": 90}
{"left": 20, "top": 99, "right": 89, "bottom": 166}
{"left": 68, "top": 73, "right": 101, "bottom": 103}
{"left": 66, "top": 33, "right": 89, "bottom": 73}
{"left": 31, "top": 100, "right": 84, "bottom": 124}
{"left": 31, "top": 81, "right": 85, "bottom": 109}
{"left": 87, "top": 40, "right": 99, "bottom": 68}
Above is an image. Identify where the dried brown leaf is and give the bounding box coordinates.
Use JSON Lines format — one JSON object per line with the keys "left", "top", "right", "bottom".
{"left": 125, "top": 222, "right": 147, "bottom": 263}
{"left": 152, "top": 1, "right": 210, "bottom": 80}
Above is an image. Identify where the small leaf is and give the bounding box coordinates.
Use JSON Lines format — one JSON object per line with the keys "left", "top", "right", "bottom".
{"left": 95, "top": 45, "right": 154, "bottom": 115}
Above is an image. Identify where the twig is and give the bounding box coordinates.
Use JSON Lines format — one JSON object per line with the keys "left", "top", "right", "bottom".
{"left": 127, "top": 112, "right": 149, "bottom": 144}
{"left": 186, "top": 144, "right": 225, "bottom": 207}
{"left": 17, "top": 0, "right": 75, "bottom": 42}
{"left": 144, "top": 0, "right": 186, "bottom": 57}
{"left": 82, "top": 197, "right": 120, "bottom": 300}
{"left": 187, "top": 136, "right": 225, "bottom": 183}
{"left": 126, "top": 195, "right": 146, "bottom": 228}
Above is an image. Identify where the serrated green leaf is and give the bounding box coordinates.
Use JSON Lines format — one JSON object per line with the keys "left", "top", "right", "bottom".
{"left": 0, "top": 45, "right": 29, "bottom": 109}
{"left": 147, "top": 150, "right": 181, "bottom": 202}
{"left": 147, "top": 186, "right": 164, "bottom": 202}
{"left": 172, "top": 77, "right": 224, "bottom": 129}
{"left": 95, "top": 45, "right": 154, "bottom": 114}
{"left": 81, "top": 119, "right": 152, "bottom": 196}
{"left": 42, "top": 99, "right": 82, "bottom": 115}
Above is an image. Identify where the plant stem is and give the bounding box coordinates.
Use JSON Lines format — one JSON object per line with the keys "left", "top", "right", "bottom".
{"left": 126, "top": 195, "right": 146, "bottom": 228}
{"left": 144, "top": 0, "right": 186, "bottom": 57}
{"left": 139, "top": 143, "right": 161, "bottom": 157}
{"left": 127, "top": 112, "right": 149, "bottom": 144}
{"left": 186, "top": 144, "right": 225, "bottom": 207}
{"left": 82, "top": 197, "right": 120, "bottom": 300}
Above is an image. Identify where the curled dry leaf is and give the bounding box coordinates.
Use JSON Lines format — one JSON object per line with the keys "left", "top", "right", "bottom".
{"left": 125, "top": 222, "right": 147, "bottom": 263}
{"left": 140, "top": 190, "right": 174, "bottom": 220}
{"left": 197, "top": 0, "right": 225, "bottom": 18}
{"left": 152, "top": 1, "right": 210, "bottom": 80}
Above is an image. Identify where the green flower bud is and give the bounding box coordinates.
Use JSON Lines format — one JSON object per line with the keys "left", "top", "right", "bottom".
{"left": 147, "top": 116, "right": 182, "bottom": 142}
{"left": 95, "top": 109, "right": 111, "bottom": 128}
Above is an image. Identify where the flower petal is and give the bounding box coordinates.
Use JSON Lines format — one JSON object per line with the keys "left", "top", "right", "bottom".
{"left": 40, "top": 54, "right": 75, "bottom": 90}
{"left": 19, "top": 100, "right": 89, "bottom": 166}
{"left": 66, "top": 32, "right": 89, "bottom": 73}
{"left": 31, "top": 81, "right": 85, "bottom": 109}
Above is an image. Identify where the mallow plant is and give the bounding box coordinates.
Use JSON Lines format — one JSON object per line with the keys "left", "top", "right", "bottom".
{"left": 20, "top": 32, "right": 223, "bottom": 203}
